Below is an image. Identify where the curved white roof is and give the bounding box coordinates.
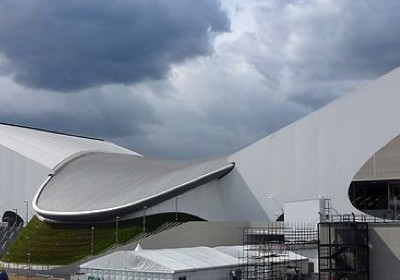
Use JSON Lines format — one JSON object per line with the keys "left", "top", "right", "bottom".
{"left": 0, "top": 123, "right": 138, "bottom": 169}
{"left": 34, "top": 152, "right": 234, "bottom": 221}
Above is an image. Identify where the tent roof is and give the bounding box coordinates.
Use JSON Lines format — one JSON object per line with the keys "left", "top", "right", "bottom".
{"left": 215, "top": 245, "right": 308, "bottom": 263}
{"left": 80, "top": 247, "right": 240, "bottom": 273}
{"left": 0, "top": 123, "right": 137, "bottom": 169}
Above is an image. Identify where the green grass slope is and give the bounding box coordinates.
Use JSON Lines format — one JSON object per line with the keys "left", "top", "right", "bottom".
{"left": 2, "top": 213, "right": 202, "bottom": 265}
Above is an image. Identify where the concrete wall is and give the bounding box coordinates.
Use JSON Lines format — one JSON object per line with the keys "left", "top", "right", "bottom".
{"left": 121, "top": 221, "right": 248, "bottom": 250}
{"left": 369, "top": 223, "right": 400, "bottom": 280}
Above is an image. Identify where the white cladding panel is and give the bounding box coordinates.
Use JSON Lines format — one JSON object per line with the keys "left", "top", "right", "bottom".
{"left": 0, "top": 124, "right": 138, "bottom": 169}
{"left": 134, "top": 168, "right": 272, "bottom": 222}
{"left": 34, "top": 154, "right": 233, "bottom": 219}
{"left": 229, "top": 67, "right": 400, "bottom": 220}
{"left": 354, "top": 135, "right": 400, "bottom": 181}
{"left": 0, "top": 145, "right": 49, "bottom": 221}
{"left": 284, "top": 199, "right": 322, "bottom": 225}
{"left": 128, "top": 180, "right": 227, "bottom": 221}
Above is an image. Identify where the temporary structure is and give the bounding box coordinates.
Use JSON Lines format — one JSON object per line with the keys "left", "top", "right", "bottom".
{"left": 78, "top": 246, "right": 242, "bottom": 280}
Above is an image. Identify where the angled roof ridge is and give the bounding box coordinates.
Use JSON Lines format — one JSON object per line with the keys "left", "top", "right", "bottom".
{"left": 0, "top": 122, "right": 104, "bottom": 142}
{"left": 230, "top": 66, "right": 400, "bottom": 157}
{"left": 128, "top": 251, "right": 174, "bottom": 272}
{"left": 0, "top": 123, "right": 137, "bottom": 170}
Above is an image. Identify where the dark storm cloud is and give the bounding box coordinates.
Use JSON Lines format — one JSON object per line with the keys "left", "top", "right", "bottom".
{"left": 333, "top": 1, "right": 400, "bottom": 79}
{"left": 247, "top": 0, "right": 400, "bottom": 110}
{"left": 0, "top": 88, "right": 160, "bottom": 139}
{"left": 0, "top": 0, "right": 230, "bottom": 92}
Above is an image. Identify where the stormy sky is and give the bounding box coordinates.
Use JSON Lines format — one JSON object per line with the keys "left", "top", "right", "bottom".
{"left": 0, "top": 0, "right": 399, "bottom": 159}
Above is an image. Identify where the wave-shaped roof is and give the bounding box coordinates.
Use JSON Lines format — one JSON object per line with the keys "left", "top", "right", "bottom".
{"left": 0, "top": 123, "right": 138, "bottom": 169}
{"left": 34, "top": 152, "right": 234, "bottom": 221}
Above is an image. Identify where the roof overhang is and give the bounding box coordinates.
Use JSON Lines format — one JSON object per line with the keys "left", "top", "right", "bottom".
{"left": 33, "top": 152, "right": 234, "bottom": 222}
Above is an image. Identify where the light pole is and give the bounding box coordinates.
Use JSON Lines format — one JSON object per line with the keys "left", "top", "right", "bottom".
{"left": 115, "top": 216, "right": 120, "bottom": 244}
{"left": 26, "top": 236, "right": 30, "bottom": 276}
{"left": 268, "top": 196, "right": 283, "bottom": 218}
{"left": 13, "top": 208, "right": 18, "bottom": 226}
{"left": 24, "top": 201, "right": 29, "bottom": 227}
{"left": 143, "top": 206, "right": 147, "bottom": 232}
{"left": 90, "top": 226, "right": 94, "bottom": 256}
{"left": 175, "top": 197, "right": 178, "bottom": 222}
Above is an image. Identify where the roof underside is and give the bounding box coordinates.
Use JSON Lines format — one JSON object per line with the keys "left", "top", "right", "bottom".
{"left": 34, "top": 152, "right": 234, "bottom": 221}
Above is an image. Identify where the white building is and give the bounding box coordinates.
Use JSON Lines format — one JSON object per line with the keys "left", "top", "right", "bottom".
{"left": 2, "top": 67, "right": 400, "bottom": 224}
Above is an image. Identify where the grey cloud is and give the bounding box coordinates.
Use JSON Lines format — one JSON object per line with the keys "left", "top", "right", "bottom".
{"left": 245, "top": 0, "right": 400, "bottom": 110}
{"left": 0, "top": 87, "right": 159, "bottom": 139}
{"left": 1, "top": 0, "right": 400, "bottom": 161}
{"left": 120, "top": 97, "right": 307, "bottom": 160}
{"left": 94, "top": 1, "right": 400, "bottom": 159}
{"left": 142, "top": 0, "right": 400, "bottom": 159}
{"left": 0, "top": 0, "right": 230, "bottom": 92}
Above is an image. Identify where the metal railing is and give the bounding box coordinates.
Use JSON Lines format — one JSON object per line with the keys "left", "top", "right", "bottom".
{"left": 326, "top": 213, "right": 400, "bottom": 223}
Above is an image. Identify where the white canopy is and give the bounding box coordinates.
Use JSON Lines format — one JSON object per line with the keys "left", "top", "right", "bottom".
{"left": 81, "top": 247, "right": 241, "bottom": 273}
{"left": 215, "top": 245, "right": 308, "bottom": 263}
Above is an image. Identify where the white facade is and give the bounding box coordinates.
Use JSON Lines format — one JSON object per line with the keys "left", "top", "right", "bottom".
{"left": 0, "top": 144, "right": 49, "bottom": 223}
{"left": 226, "top": 67, "right": 400, "bottom": 221}
{"left": 141, "top": 67, "right": 400, "bottom": 222}
{"left": 135, "top": 68, "right": 400, "bottom": 222}
{"left": 3, "top": 67, "right": 400, "bottom": 224}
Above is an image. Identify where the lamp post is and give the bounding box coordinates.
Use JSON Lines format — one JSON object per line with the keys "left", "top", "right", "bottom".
{"left": 175, "top": 197, "right": 178, "bottom": 222}
{"left": 26, "top": 236, "right": 30, "bottom": 276}
{"left": 24, "top": 201, "right": 29, "bottom": 227}
{"left": 175, "top": 196, "right": 179, "bottom": 222}
{"left": 90, "top": 226, "right": 94, "bottom": 256}
{"left": 115, "top": 216, "right": 120, "bottom": 244}
{"left": 174, "top": 196, "right": 183, "bottom": 222}
{"left": 268, "top": 196, "right": 283, "bottom": 217}
{"left": 143, "top": 206, "right": 147, "bottom": 233}
{"left": 13, "top": 208, "right": 18, "bottom": 226}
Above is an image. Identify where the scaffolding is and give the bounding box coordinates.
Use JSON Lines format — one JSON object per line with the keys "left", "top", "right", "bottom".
{"left": 318, "top": 222, "right": 369, "bottom": 280}
{"left": 243, "top": 222, "right": 318, "bottom": 280}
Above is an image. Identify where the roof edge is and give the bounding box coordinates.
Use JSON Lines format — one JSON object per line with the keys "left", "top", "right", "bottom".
{"left": 0, "top": 122, "right": 104, "bottom": 141}
{"left": 34, "top": 162, "right": 235, "bottom": 222}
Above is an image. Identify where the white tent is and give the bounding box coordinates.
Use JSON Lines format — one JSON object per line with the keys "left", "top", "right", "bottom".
{"left": 78, "top": 246, "right": 242, "bottom": 280}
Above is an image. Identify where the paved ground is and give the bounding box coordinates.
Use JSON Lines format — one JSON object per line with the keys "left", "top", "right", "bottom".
{"left": 4, "top": 269, "right": 69, "bottom": 280}
{"left": 1, "top": 262, "right": 75, "bottom": 280}
{"left": 8, "top": 273, "right": 67, "bottom": 279}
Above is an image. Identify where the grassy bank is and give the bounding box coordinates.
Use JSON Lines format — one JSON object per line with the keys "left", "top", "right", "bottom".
{"left": 2, "top": 213, "right": 202, "bottom": 265}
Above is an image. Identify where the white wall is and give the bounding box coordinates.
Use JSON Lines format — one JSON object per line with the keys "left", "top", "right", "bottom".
{"left": 0, "top": 145, "right": 50, "bottom": 223}
{"left": 127, "top": 180, "right": 228, "bottom": 221}
{"left": 78, "top": 266, "right": 240, "bottom": 280}
{"left": 284, "top": 199, "right": 323, "bottom": 225}
{"left": 121, "top": 222, "right": 247, "bottom": 250}
{"left": 78, "top": 268, "right": 173, "bottom": 280}
{"left": 174, "top": 267, "right": 241, "bottom": 280}
{"left": 228, "top": 68, "right": 400, "bottom": 221}
{"left": 368, "top": 224, "right": 400, "bottom": 280}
